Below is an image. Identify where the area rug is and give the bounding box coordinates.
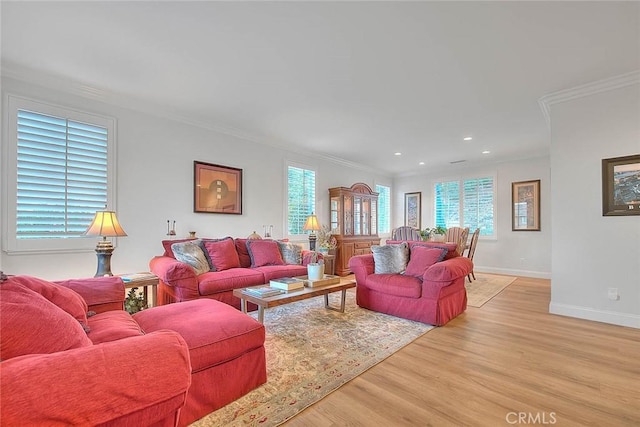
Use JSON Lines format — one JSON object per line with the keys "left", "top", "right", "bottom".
{"left": 466, "top": 272, "right": 517, "bottom": 307}
{"left": 191, "top": 290, "right": 432, "bottom": 427}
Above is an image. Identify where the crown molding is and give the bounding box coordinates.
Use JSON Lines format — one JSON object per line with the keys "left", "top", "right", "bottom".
{"left": 1, "top": 62, "right": 385, "bottom": 176}
{"left": 538, "top": 70, "right": 640, "bottom": 128}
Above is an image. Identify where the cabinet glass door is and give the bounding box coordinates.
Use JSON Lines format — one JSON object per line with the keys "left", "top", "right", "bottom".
{"left": 344, "top": 196, "right": 353, "bottom": 235}
{"left": 371, "top": 199, "right": 377, "bottom": 235}
{"left": 362, "top": 198, "right": 370, "bottom": 235}
{"left": 330, "top": 197, "right": 340, "bottom": 234}
{"left": 353, "top": 197, "right": 361, "bottom": 235}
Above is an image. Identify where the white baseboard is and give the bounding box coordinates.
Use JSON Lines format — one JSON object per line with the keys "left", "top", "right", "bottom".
{"left": 549, "top": 302, "right": 640, "bottom": 329}
{"left": 475, "top": 266, "right": 551, "bottom": 279}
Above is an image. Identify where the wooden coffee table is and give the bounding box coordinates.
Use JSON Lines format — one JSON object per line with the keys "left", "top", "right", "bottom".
{"left": 233, "top": 278, "right": 356, "bottom": 323}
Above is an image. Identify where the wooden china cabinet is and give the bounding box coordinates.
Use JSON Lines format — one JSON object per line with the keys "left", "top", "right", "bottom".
{"left": 329, "top": 183, "right": 380, "bottom": 276}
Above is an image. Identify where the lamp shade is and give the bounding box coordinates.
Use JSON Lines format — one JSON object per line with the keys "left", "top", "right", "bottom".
{"left": 84, "top": 211, "right": 128, "bottom": 237}
{"left": 303, "top": 213, "right": 321, "bottom": 232}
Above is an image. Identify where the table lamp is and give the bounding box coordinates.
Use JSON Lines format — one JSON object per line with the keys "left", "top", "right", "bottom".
{"left": 84, "top": 210, "right": 127, "bottom": 277}
{"left": 303, "top": 213, "right": 321, "bottom": 251}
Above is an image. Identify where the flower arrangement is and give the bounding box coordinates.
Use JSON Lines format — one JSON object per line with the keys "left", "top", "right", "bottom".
{"left": 316, "top": 225, "right": 337, "bottom": 252}
{"left": 124, "top": 287, "right": 147, "bottom": 314}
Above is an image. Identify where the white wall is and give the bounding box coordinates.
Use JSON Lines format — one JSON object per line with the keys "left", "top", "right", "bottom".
{"left": 393, "top": 156, "right": 552, "bottom": 278}
{"left": 548, "top": 79, "right": 640, "bottom": 329}
{"left": 0, "top": 75, "right": 391, "bottom": 280}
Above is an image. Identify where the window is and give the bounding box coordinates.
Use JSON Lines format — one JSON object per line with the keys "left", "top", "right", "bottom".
{"left": 434, "top": 176, "right": 495, "bottom": 237}
{"left": 5, "top": 96, "right": 116, "bottom": 253}
{"left": 287, "top": 165, "right": 316, "bottom": 236}
{"left": 375, "top": 184, "right": 391, "bottom": 234}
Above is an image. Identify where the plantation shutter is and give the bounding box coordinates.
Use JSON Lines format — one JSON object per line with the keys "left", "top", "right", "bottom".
{"left": 463, "top": 177, "right": 494, "bottom": 236}
{"left": 16, "top": 109, "right": 108, "bottom": 239}
{"left": 375, "top": 184, "right": 391, "bottom": 234}
{"left": 287, "top": 166, "right": 316, "bottom": 235}
{"left": 434, "top": 180, "right": 460, "bottom": 228}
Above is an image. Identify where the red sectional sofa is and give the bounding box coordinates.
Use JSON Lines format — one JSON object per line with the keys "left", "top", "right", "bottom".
{"left": 349, "top": 241, "right": 473, "bottom": 326}
{"left": 0, "top": 274, "right": 266, "bottom": 427}
{"left": 150, "top": 237, "right": 320, "bottom": 307}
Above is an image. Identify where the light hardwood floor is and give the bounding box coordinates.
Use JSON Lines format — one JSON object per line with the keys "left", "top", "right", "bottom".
{"left": 284, "top": 277, "right": 640, "bottom": 426}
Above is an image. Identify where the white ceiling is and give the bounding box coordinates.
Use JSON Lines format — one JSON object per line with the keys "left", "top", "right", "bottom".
{"left": 2, "top": 1, "right": 639, "bottom": 176}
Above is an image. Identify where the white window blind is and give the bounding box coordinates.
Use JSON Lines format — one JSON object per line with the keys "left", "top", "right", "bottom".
{"left": 17, "top": 110, "right": 108, "bottom": 238}
{"left": 434, "top": 176, "right": 495, "bottom": 237}
{"left": 287, "top": 165, "right": 316, "bottom": 235}
{"left": 5, "top": 95, "right": 116, "bottom": 254}
{"left": 375, "top": 184, "right": 391, "bottom": 234}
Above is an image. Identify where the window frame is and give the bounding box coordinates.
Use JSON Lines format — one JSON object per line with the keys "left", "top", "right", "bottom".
{"left": 432, "top": 173, "right": 497, "bottom": 240}
{"left": 3, "top": 94, "right": 117, "bottom": 254}
{"left": 285, "top": 161, "right": 317, "bottom": 240}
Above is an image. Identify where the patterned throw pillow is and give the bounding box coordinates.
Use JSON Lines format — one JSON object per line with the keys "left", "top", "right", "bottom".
{"left": 277, "top": 241, "right": 303, "bottom": 265}
{"left": 371, "top": 242, "right": 409, "bottom": 274}
{"left": 171, "top": 240, "right": 210, "bottom": 275}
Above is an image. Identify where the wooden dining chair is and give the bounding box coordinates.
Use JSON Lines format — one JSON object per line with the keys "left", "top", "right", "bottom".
{"left": 445, "top": 226, "right": 469, "bottom": 256}
{"left": 466, "top": 228, "right": 480, "bottom": 282}
{"left": 391, "top": 226, "right": 422, "bottom": 241}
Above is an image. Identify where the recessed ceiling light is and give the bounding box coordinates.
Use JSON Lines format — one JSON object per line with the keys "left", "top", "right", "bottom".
{"left": 394, "top": 152, "right": 402, "bottom": 156}
{"left": 482, "top": 150, "right": 491, "bottom": 154}
{"left": 463, "top": 137, "right": 473, "bottom": 141}
{"left": 419, "top": 161, "right": 425, "bottom": 165}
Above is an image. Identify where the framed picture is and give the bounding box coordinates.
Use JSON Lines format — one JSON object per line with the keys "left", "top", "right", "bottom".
{"left": 602, "top": 154, "right": 640, "bottom": 216}
{"left": 194, "top": 161, "right": 242, "bottom": 214}
{"left": 512, "top": 180, "right": 540, "bottom": 231}
{"left": 404, "top": 192, "right": 421, "bottom": 229}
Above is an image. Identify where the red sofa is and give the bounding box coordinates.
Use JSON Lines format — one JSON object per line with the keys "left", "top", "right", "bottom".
{"left": 349, "top": 241, "right": 473, "bottom": 325}
{"left": 0, "top": 274, "right": 266, "bottom": 427}
{"left": 150, "top": 237, "right": 321, "bottom": 307}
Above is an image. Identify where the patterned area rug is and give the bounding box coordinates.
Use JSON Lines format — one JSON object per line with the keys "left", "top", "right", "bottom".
{"left": 466, "top": 272, "right": 517, "bottom": 307}
{"left": 192, "top": 290, "right": 433, "bottom": 426}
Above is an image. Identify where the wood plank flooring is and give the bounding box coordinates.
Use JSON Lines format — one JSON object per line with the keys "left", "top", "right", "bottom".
{"left": 283, "top": 277, "right": 640, "bottom": 426}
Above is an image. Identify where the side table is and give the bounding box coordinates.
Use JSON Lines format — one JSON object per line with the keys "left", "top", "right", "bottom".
{"left": 322, "top": 254, "right": 336, "bottom": 276}
{"left": 119, "top": 273, "right": 159, "bottom": 308}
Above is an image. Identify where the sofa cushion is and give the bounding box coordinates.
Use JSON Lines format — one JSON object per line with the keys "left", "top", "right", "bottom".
{"left": 255, "top": 264, "right": 308, "bottom": 282}
{"left": 404, "top": 246, "right": 448, "bottom": 278}
{"left": 133, "top": 299, "right": 265, "bottom": 372}
{"left": 87, "top": 311, "right": 145, "bottom": 344}
{"left": 197, "top": 269, "right": 266, "bottom": 295}
{"left": 171, "top": 240, "right": 210, "bottom": 275}
{"left": 9, "top": 275, "right": 89, "bottom": 331}
{"left": 162, "top": 238, "right": 196, "bottom": 258}
{"left": 246, "top": 239, "right": 285, "bottom": 267}
{"left": 202, "top": 237, "right": 241, "bottom": 271}
{"left": 277, "top": 241, "right": 303, "bottom": 265}
{"left": 371, "top": 243, "right": 409, "bottom": 274}
{"left": 364, "top": 274, "right": 423, "bottom": 298}
{"left": 235, "top": 238, "right": 252, "bottom": 268}
{"left": 0, "top": 283, "right": 92, "bottom": 360}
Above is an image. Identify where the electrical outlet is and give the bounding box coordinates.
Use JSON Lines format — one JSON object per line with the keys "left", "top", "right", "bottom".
{"left": 608, "top": 288, "right": 619, "bottom": 301}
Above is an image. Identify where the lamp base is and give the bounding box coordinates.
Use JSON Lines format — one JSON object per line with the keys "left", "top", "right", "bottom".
{"left": 308, "top": 234, "right": 317, "bottom": 251}
{"left": 94, "top": 238, "right": 115, "bottom": 277}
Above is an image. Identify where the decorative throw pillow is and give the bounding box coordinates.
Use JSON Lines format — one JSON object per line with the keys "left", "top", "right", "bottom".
{"left": 162, "top": 238, "right": 196, "bottom": 258}
{"left": 277, "top": 241, "right": 303, "bottom": 265}
{"left": 235, "top": 239, "right": 252, "bottom": 268}
{"left": 202, "top": 238, "right": 241, "bottom": 271}
{"left": 371, "top": 243, "right": 409, "bottom": 274}
{"left": 0, "top": 284, "right": 92, "bottom": 360}
{"left": 8, "top": 275, "right": 90, "bottom": 331}
{"left": 404, "top": 246, "right": 448, "bottom": 278}
{"left": 171, "top": 240, "right": 210, "bottom": 275}
{"left": 246, "top": 239, "right": 285, "bottom": 267}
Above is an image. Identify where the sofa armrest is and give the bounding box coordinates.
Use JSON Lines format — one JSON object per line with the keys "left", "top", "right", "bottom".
{"left": 421, "top": 257, "right": 473, "bottom": 298}
{"left": 55, "top": 276, "right": 125, "bottom": 313}
{"left": 149, "top": 256, "right": 200, "bottom": 300}
{"left": 1, "top": 330, "right": 191, "bottom": 426}
{"left": 349, "top": 254, "right": 375, "bottom": 284}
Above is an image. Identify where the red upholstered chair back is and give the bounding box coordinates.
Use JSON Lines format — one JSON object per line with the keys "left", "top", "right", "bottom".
{"left": 391, "top": 226, "right": 422, "bottom": 241}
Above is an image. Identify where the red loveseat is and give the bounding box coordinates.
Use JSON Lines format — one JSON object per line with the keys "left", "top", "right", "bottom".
{"left": 1, "top": 274, "right": 266, "bottom": 427}
{"left": 150, "top": 237, "right": 321, "bottom": 307}
{"left": 349, "top": 241, "right": 473, "bottom": 325}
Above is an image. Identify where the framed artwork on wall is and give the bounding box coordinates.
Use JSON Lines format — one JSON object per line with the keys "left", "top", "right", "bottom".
{"left": 602, "top": 154, "right": 640, "bottom": 216}
{"left": 194, "top": 161, "right": 242, "bottom": 214}
{"left": 512, "top": 180, "right": 540, "bottom": 231}
{"left": 404, "top": 192, "right": 421, "bottom": 229}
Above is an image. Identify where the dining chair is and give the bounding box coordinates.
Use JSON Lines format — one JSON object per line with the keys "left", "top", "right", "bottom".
{"left": 445, "top": 226, "right": 469, "bottom": 256}
{"left": 391, "top": 226, "right": 422, "bottom": 241}
{"left": 466, "top": 228, "right": 480, "bottom": 282}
